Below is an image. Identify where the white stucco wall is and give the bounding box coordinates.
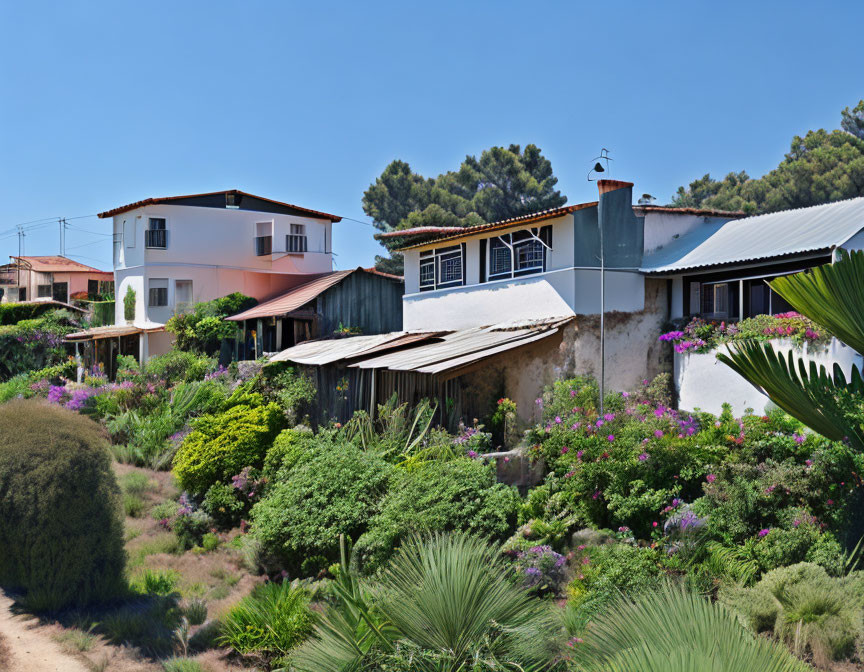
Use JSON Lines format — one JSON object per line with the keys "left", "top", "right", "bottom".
{"left": 675, "top": 337, "right": 864, "bottom": 417}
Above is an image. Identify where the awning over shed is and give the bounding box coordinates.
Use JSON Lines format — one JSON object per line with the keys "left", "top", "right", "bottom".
{"left": 270, "top": 317, "right": 570, "bottom": 378}
{"left": 66, "top": 323, "right": 165, "bottom": 341}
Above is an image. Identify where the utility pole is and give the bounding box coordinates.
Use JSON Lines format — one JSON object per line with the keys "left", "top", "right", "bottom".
{"left": 58, "top": 218, "right": 67, "bottom": 256}
{"left": 16, "top": 225, "right": 24, "bottom": 288}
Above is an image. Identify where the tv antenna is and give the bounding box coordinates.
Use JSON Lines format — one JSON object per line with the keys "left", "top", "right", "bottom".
{"left": 587, "top": 148, "right": 613, "bottom": 181}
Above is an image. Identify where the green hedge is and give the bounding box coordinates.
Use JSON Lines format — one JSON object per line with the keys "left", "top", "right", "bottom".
{"left": 0, "top": 302, "right": 57, "bottom": 325}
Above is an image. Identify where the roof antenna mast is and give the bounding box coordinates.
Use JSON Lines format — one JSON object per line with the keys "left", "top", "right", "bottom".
{"left": 587, "top": 148, "right": 612, "bottom": 414}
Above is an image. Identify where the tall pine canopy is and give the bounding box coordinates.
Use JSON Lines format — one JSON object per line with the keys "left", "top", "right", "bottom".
{"left": 363, "top": 144, "right": 566, "bottom": 274}
{"left": 671, "top": 99, "right": 864, "bottom": 214}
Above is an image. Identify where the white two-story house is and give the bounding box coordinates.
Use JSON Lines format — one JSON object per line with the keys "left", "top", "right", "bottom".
{"left": 92, "top": 189, "right": 342, "bottom": 360}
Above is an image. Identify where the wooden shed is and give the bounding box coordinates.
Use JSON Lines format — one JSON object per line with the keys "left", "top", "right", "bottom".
{"left": 226, "top": 267, "right": 403, "bottom": 359}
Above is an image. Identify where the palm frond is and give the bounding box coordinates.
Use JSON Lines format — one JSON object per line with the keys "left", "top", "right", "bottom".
{"left": 769, "top": 249, "right": 864, "bottom": 354}
{"left": 570, "top": 583, "right": 809, "bottom": 672}
{"left": 717, "top": 341, "right": 864, "bottom": 448}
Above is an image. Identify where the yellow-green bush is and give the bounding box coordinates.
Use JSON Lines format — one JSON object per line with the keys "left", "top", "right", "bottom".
{"left": 0, "top": 400, "right": 126, "bottom": 611}
{"left": 172, "top": 403, "right": 284, "bottom": 496}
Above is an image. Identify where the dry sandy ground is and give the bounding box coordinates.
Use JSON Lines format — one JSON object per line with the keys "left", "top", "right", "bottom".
{"left": 0, "top": 593, "right": 89, "bottom": 672}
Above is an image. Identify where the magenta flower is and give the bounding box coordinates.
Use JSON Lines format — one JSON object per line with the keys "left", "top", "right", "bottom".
{"left": 621, "top": 391, "right": 629, "bottom": 398}
{"left": 607, "top": 435, "right": 615, "bottom": 442}
{"left": 555, "top": 416, "right": 562, "bottom": 424}
{"left": 706, "top": 473, "right": 716, "bottom": 484}
{"left": 654, "top": 429, "right": 664, "bottom": 438}
{"left": 604, "top": 413, "right": 615, "bottom": 422}
{"left": 758, "top": 528, "right": 770, "bottom": 537}
{"left": 561, "top": 446, "right": 569, "bottom": 455}
{"left": 638, "top": 452, "right": 649, "bottom": 461}
{"left": 576, "top": 450, "right": 584, "bottom": 460}
{"left": 793, "top": 434, "right": 805, "bottom": 444}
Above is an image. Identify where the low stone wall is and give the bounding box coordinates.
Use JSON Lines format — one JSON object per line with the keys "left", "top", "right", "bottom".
{"left": 674, "top": 337, "right": 863, "bottom": 416}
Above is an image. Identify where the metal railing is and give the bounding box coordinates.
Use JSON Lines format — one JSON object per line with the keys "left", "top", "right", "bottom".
{"left": 286, "top": 234, "right": 308, "bottom": 253}
{"left": 145, "top": 229, "right": 167, "bottom": 249}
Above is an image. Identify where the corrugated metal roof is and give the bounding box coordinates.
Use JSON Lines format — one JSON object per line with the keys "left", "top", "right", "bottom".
{"left": 268, "top": 331, "right": 446, "bottom": 365}
{"left": 269, "top": 332, "right": 404, "bottom": 365}
{"left": 66, "top": 324, "right": 164, "bottom": 341}
{"left": 349, "top": 321, "right": 568, "bottom": 374}
{"left": 642, "top": 197, "right": 864, "bottom": 274}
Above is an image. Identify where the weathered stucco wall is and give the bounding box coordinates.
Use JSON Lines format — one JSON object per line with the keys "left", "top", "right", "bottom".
{"left": 459, "top": 278, "right": 671, "bottom": 423}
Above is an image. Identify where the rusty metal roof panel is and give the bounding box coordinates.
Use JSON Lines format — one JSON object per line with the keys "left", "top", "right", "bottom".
{"left": 226, "top": 271, "right": 355, "bottom": 321}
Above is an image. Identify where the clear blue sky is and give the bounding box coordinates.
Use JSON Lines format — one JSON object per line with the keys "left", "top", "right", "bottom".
{"left": 1, "top": 1, "right": 861, "bottom": 272}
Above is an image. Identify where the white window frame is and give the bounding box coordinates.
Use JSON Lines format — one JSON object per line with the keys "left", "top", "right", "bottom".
{"left": 174, "top": 279, "right": 193, "bottom": 311}
{"left": 487, "top": 226, "right": 551, "bottom": 281}
{"left": 287, "top": 222, "right": 308, "bottom": 253}
{"left": 419, "top": 245, "right": 464, "bottom": 291}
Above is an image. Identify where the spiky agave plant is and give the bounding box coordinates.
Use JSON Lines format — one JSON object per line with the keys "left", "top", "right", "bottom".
{"left": 568, "top": 583, "right": 809, "bottom": 672}
{"left": 718, "top": 250, "right": 864, "bottom": 451}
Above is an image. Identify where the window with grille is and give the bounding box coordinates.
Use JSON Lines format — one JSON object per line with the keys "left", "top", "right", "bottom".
{"left": 287, "top": 223, "right": 307, "bottom": 252}
{"left": 145, "top": 218, "right": 167, "bottom": 248}
{"left": 37, "top": 284, "right": 52, "bottom": 298}
{"left": 489, "top": 238, "right": 511, "bottom": 277}
{"left": 437, "top": 248, "right": 463, "bottom": 286}
{"left": 148, "top": 278, "right": 168, "bottom": 306}
{"left": 418, "top": 246, "right": 464, "bottom": 291}
{"left": 419, "top": 252, "right": 435, "bottom": 289}
{"left": 486, "top": 226, "right": 550, "bottom": 281}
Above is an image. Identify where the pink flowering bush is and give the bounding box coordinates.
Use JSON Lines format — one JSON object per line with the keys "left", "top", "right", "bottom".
{"left": 658, "top": 313, "right": 831, "bottom": 354}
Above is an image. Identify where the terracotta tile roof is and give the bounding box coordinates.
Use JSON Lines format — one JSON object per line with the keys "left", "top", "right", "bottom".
{"left": 97, "top": 189, "right": 342, "bottom": 221}
{"left": 12, "top": 256, "right": 112, "bottom": 274}
{"left": 378, "top": 203, "right": 599, "bottom": 251}
{"left": 362, "top": 267, "right": 404, "bottom": 281}
{"left": 226, "top": 267, "right": 402, "bottom": 322}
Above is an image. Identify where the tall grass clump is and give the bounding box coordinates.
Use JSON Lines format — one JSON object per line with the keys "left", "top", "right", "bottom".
{"left": 0, "top": 400, "right": 126, "bottom": 611}
{"left": 218, "top": 581, "right": 314, "bottom": 664}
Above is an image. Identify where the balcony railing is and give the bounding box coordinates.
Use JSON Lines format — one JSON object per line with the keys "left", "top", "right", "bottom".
{"left": 145, "top": 229, "right": 167, "bottom": 249}
{"left": 255, "top": 235, "right": 273, "bottom": 256}
{"left": 286, "top": 234, "right": 308, "bottom": 253}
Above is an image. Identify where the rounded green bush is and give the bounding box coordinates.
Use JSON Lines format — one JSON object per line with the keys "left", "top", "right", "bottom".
{"left": 172, "top": 403, "right": 284, "bottom": 496}
{"left": 353, "top": 458, "right": 521, "bottom": 573}
{"left": 0, "top": 400, "right": 126, "bottom": 611}
{"left": 251, "top": 441, "right": 391, "bottom": 574}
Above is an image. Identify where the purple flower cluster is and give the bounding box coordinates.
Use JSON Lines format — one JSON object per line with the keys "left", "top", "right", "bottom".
{"left": 516, "top": 545, "right": 567, "bottom": 593}
{"left": 204, "top": 365, "right": 230, "bottom": 381}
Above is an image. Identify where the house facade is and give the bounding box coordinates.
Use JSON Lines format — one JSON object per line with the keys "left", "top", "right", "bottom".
{"left": 0, "top": 256, "right": 113, "bottom": 304}
{"left": 95, "top": 189, "right": 342, "bottom": 360}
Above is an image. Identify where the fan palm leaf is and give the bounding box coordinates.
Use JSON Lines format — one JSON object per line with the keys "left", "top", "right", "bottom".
{"left": 569, "top": 583, "right": 809, "bottom": 672}
{"left": 717, "top": 341, "right": 864, "bottom": 449}
{"left": 769, "top": 249, "right": 864, "bottom": 354}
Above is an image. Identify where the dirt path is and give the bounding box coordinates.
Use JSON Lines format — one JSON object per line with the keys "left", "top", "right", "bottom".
{"left": 0, "top": 593, "right": 89, "bottom": 672}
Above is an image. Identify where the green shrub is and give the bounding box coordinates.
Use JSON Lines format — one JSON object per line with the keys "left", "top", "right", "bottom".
{"left": 0, "top": 373, "right": 31, "bottom": 403}
{"left": 251, "top": 441, "right": 391, "bottom": 573}
{"left": 201, "top": 532, "right": 220, "bottom": 552}
{"left": 353, "top": 458, "right": 520, "bottom": 573}
{"left": 124, "top": 493, "right": 147, "bottom": 518}
{"left": 262, "top": 427, "right": 316, "bottom": 479}
{"left": 144, "top": 350, "right": 217, "bottom": 384}
{"left": 98, "top": 594, "right": 182, "bottom": 655}
{"left": 201, "top": 482, "right": 246, "bottom": 527}
{"left": 566, "top": 542, "right": 662, "bottom": 629}
{"left": 0, "top": 400, "right": 126, "bottom": 611}
{"left": 166, "top": 292, "right": 257, "bottom": 355}
{"left": 173, "top": 403, "right": 284, "bottom": 496}
{"left": 123, "top": 286, "right": 136, "bottom": 321}
{"left": 217, "top": 581, "right": 315, "bottom": 661}
{"left": 264, "top": 364, "right": 317, "bottom": 421}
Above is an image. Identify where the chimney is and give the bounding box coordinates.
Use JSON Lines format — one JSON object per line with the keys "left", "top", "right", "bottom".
{"left": 596, "top": 179, "right": 641, "bottom": 268}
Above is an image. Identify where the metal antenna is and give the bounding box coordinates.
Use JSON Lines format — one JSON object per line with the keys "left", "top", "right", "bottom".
{"left": 587, "top": 148, "right": 613, "bottom": 414}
